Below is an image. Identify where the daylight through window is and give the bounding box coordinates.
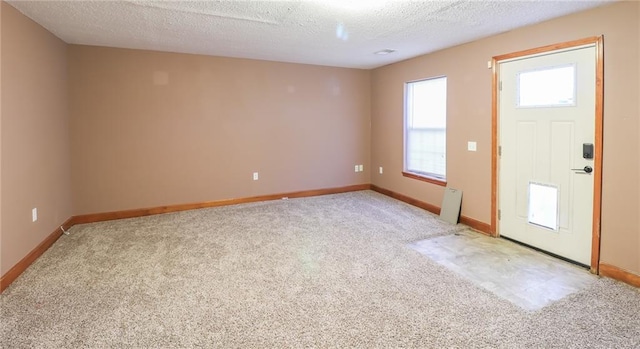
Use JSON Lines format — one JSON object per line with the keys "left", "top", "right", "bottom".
{"left": 404, "top": 77, "right": 447, "bottom": 181}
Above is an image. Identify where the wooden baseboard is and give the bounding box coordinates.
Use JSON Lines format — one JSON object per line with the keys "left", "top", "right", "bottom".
{"left": 460, "top": 216, "right": 492, "bottom": 236}
{"left": 370, "top": 185, "right": 441, "bottom": 214}
{"left": 370, "top": 184, "right": 492, "bottom": 235}
{"left": 599, "top": 263, "right": 640, "bottom": 288}
{"left": 1, "top": 184, "right": 370, "bottom": 293}
{"left": 4, "top": 184, "right": 638, "bottom": 293}
{"left": 72, "top": 184, "right": 371, "bottom": 225}
{"left": 0, "top": 217, "right": 74, "bottom": 293}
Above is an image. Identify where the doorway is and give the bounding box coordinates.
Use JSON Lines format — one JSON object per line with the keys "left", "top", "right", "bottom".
{"left": 492, "top": 37, "right": 604, "bottom": 272}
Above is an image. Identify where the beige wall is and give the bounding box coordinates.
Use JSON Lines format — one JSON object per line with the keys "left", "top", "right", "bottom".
{"left": 1, "top": 2, "right": 72, "bottom": 275}
{"left": 371, "top": 1, "right": 640, "bottom": 274}
{"left": 68, "top": 46, "right": 371, "bottom": 214}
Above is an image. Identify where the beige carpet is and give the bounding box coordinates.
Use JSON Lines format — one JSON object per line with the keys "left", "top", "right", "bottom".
{"left": 1, "top": 191, "right": 639, "bottom": 348}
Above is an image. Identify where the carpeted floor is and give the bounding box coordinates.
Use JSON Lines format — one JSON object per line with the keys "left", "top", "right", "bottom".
{"left": 1, "top": 190, "right": 639, "bottom": 348}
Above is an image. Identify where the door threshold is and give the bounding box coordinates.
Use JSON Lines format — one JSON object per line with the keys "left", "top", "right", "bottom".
{"left": 500, "top": 235, "right": 590, "bottom": 270}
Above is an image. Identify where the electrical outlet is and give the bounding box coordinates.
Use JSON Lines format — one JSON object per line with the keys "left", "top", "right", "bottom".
{"left": 355, "top": 165, "right": 359, "bottom": 172}
{"left": 253, "top": 172, "right": 259, "bottom": 180}
{"left": 32, "top": 208, "right": 38, "bottom": 222}
{"left": 358, "top": 165, "right": 363, "bottom": 172}
{"left": 379, "top": 167, "right": 383, "bottom": 174}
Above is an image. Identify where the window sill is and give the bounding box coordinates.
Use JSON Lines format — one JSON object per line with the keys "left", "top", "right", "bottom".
{"left": 402, "top": 171, "right": 447, "bottom": 187}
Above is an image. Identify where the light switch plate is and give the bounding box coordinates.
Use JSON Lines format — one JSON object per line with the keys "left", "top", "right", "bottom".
{"left": 467, "top": 141, "right": 477, "bottom": 151}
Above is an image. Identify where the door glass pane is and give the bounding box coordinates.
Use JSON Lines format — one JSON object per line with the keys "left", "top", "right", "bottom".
{"left": 528, "top": 182, "right": 559, "bottom": 231}
{"left": 517, "top": 65, "right": 575, "bottom": 107}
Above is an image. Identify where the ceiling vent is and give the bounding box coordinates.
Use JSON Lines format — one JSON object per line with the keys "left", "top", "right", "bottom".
{"left": 374, "top": 49, "right": 396, "bottom": 55}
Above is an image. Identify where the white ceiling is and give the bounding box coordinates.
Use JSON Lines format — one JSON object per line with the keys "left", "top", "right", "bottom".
{"left": 7, "top": 0, "right": 615, "bottom": 69}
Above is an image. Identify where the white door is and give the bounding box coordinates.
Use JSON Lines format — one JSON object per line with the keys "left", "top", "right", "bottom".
{"left": 498, "top": 45, "right": 596, "bottom": 266}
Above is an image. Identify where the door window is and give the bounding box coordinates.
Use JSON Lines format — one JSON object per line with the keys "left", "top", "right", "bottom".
{"left": 517, "top": 64, "right": 576, "bottom": 108}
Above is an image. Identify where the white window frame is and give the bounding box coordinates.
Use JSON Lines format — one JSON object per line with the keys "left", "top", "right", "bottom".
{"left": 403, "top": 76, "right": 447, "bottom": 185}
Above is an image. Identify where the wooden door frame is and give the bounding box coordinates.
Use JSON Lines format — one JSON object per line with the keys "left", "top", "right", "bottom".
{"left": 491, "top": 36, "right": 604, "bottom": 274}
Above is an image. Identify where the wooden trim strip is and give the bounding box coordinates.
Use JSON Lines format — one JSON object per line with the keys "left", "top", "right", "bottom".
{"left": 402, "top": 171, "right": 447, "bottom": 187}
{"left": 371, "top": 184, "right": 440, "bottom": 214}
{"left": 599, "top": 263, "right": 640, "bottom": 288}
{"left": 590, "top": 36, "right": 605, "bottom": 274}
{"left": 460, "top": 216, "right": 492, "bottom": 236}
{"left": 0, "top": 217, "right": 74, "bottom": 293}
{"left": 370, "top": 184, "right": 491, "bottom": 235}
{"left": 71, "top": 184, "right": 371, "bottom": 225}
{"left": 493, "top": 36, "right": 601, "bottom": 62}
{"left": 490, "top": 57, "right": 499, "bottom": 236}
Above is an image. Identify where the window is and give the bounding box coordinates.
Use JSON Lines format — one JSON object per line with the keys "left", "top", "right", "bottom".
{"left": 517, "top": 64, "right": 576, "bottom": 107}
{"left": 404, "top": 76, "right": 447, "bottom": 183}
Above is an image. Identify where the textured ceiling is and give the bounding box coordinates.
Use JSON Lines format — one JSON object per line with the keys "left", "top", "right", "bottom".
{"left": 7, "top": 0, "right": 615, "bottom": 69}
